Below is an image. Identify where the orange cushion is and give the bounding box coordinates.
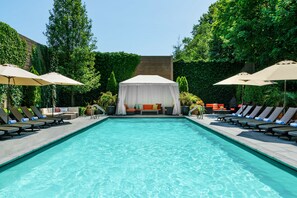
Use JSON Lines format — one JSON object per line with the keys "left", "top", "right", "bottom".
{"left": 206, "top": 104, "right": 213, "bottom": 107}
{"left": 126, "top": 108, "right": 135, "bottom": 112}
{"left": 156, "top": 103, "right": 161, "bottom": 110}
{"left": 143, "top": 104, "right": 153, "bottom": 110}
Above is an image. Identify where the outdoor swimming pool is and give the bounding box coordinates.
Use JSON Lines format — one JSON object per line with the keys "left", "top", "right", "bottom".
{"left": 0, "top": 118, "right": 296, "bottom": 197}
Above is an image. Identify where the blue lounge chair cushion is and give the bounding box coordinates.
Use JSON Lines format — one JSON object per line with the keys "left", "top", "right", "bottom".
{"left": 246, "top": 115, "right": 252, "bottom": 119}
{"left": 275, "top": 119, "right": 285, "bottom": 125}
{"left": 31, "top": 116, "right": 39, "bottom": 120}
{"left": 21, "top": 118, "right": 29, "bottom": 122}
{"left": 263, "top": 118, "right": 272, "bottom": 122}
{"left": 232, "top": 113, "right": 236, "bottom": 116}
{"left": 290, "top": 123, "right": 297, "bottom": 127}
{"left": 237, "top": 114, "right": 243, "bottom": 117}
{"left": 255, "top": 117, "right": 263, "bottom": 121}
{"left": 41, "top": 115, "right": 47, "bottom": 118}
{"left": 8, "top": 120, "right": 17, "bottom": 124}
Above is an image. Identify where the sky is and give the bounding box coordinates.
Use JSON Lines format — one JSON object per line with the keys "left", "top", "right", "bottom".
{"left": 0, "top": 0, "right": 216, "bottom": 56}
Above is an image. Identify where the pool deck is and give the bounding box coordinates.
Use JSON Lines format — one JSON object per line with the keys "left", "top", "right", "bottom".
{"left": 188, "top": 114, "right": 297, "bottom": 170}
{"left": 1, "top": 114, "right": 297, "bottom": 171}
{"left": 0, "top": 116, "right": 108, "bottom": 166}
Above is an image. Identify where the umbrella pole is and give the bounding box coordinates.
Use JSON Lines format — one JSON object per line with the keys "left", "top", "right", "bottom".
{"left": 52, "top": 85, "right": 55, "bottom": 118}
{"left": 283, "top": 80, "right": 286, "bottom": 110}
{"left": 7, "top": 77, "right": 11, "bottom": 124}
{"left": 241, "top": 85, "right": 245, "bottom": 114}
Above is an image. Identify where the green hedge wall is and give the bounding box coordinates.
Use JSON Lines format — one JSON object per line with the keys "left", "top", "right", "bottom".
{"left": 0, "top": 22, "right": 27, "bottom": 66}
{"left": 94, "top": 52, "right": 140, "bottom": 93}
{"left": 74, "top": 52, "right": 141, "bottom": 105}
{"left": 174, "top": 61, "right": 244, "bottom": 105}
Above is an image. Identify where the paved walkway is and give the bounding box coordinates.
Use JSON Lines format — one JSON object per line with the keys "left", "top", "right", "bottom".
{"left": 188, "top": 114, "right": 297, "bottom": 170}
{"left": 0, "top": 116, "right": 107, "bottom": 166}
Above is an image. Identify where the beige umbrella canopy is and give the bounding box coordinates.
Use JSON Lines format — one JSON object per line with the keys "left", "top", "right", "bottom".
{"left": 0, "top": 64, "right": 52, "bottom": 123}
{"left": 214, "top": 72, "right": 274, "bottom": 86}
{"left": 240, "top": 60, "right": 297, "bottom": 81}
{"left": 40, "top": 72, "right": 83, "bottom": 85}
{"left": 240, "top": 60, "right": 297, "bottom": 107}
{"left": 40, "top": 72, "right": 83, "bottom": 114}
{"left": 0, "top": 64, "right": 51, "bottom": 86}
{"left": 214, "top": 72, "right": 274, "bottom": 106}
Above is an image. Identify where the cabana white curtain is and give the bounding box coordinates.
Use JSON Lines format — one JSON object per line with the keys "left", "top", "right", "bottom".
{"left": 116, "top": 75, "right": 181, "bottom": 115}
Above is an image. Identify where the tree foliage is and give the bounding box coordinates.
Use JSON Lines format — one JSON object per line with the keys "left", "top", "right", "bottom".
{"left": 45, "top": 0, "right": 100, "bottom": 106}
{"left": 174, "top": 0, "right": 297, "bottom": 67}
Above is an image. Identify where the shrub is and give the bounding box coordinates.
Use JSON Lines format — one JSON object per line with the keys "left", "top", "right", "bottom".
{"left": 179, "top": 92, "right": 202, "bottom": 106}
{"left": 106, "top": 71, "right": 118, "bottom": 94}
{"left": 179, "top": 76, "right": 189, "bottom": 92}
{"left": 97, "top": 91, "right": 117, "bottom": 110}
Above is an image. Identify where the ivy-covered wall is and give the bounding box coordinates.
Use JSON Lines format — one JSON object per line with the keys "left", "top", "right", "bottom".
{"left": 174, "top": 61, "right": 244, "bottom": 105}
{"left": 72, "top": 52, "right": 141, "bottom": 105}
{"left": 94, "top": 52, "right": 140, "bottom": 92}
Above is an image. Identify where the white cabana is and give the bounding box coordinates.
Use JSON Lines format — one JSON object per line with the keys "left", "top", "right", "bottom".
{"left": 116, "top": 75, "right": 180, "bottom": 115}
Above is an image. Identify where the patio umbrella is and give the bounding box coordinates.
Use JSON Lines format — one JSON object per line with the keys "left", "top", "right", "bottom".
{"left": 214, "top": 72, "right": 274, "bottom": 108}
{"left": 40, "top": 72, "right": 83, "bottom": 116}
{"left": 240, "top": 60, "right": 297, "bottom": 107}
{"left": 0, "top": 64, "right": 52, "bottom": 122}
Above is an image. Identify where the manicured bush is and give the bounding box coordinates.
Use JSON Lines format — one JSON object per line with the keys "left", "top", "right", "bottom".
{"left": 106, "top": 71, "right": 118, "bottom": 94}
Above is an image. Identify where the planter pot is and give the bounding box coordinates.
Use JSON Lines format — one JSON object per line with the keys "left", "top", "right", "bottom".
{"left": 181, "top": 106, "right": 189, "bottom": 115}
{"left": 165, "top": 107, "right": 173, "bottom": 115}
{"left": 85, "top": 106, "right": 93, "bottom": 116}
{"left": 107, "top": 106, "right": 115, "bottom": 115}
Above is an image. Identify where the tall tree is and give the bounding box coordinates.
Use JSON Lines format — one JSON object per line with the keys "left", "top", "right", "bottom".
{"left": 45, "top": 0, "right": 100, "bottom": 106}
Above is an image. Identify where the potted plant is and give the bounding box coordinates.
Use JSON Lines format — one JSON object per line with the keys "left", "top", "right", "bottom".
{"left": 85, "top": 104, "right": 93, "bottom": 116}
{"left": 179, "top": 92, "right": 199, "bottom": 115}
{"left": 98, "top": 91, "right": 117, "bottom": 115}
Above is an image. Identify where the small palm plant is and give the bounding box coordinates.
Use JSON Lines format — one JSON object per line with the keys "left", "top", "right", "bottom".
{"left": 98, "top": 91, "right": 117, "bottom": 111}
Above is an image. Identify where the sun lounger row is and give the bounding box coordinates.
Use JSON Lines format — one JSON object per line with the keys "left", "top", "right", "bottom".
{"left": 0, "top": 106, "right": 64, "bottom": 138}
{"left": 216, "top": 105, "right": 297, "bottom": 141}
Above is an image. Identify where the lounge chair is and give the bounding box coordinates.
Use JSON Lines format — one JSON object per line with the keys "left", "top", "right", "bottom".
{"left": 30, "top": 106, "right": 64, "bottom": 124}
{"left": 272, "top": 122, "right": 297, "bottom": 140}
{"left": 246, "top": 107, "right": 284, "bottom": 130}
{"left": 9, "top": 107, "right": 45, "bottom": 130}
{"left": 225, "top": 105, "right": 253, "bottom": 122}
{"left": 288, "top": 131, "right": 297, "bottom": 142}
{"left": 0, "top": 126, "right": 19, "bottom": 137}
{"left": 21, "top": 107, "right": 55, "bottom": 125}
{"left": 229, "top": 106, "right": 262, "bottom": 124}
{"left": 259, "top": 107, "right": 297, "bottom": 134}
{"left": 238, "top": 106, "right": 273, "bottom": 127}
{"left": 0, "top": 108, "right": 32, "bottom": 133}
{"left": 216, "top": 105, "right": 246, "bottom": 121}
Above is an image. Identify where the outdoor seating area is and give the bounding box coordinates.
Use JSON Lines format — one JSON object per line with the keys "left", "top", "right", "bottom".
{"left": 125, "top": 103, "right": 162, "bottom": 115}
{"left": 40, "top": 107, "right": 79, "bottom": 119}
{"left": 215, "top": 105, "right": 297, "bottom": 141}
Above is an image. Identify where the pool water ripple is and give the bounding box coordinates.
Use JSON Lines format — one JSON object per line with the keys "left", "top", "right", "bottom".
{"left": 0, "top": 118, "right": 296, "bottom": 197}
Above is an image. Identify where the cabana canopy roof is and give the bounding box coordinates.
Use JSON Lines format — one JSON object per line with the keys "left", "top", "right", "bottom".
{"left": 120, "top": 75, "right": 177, "bottom": 85}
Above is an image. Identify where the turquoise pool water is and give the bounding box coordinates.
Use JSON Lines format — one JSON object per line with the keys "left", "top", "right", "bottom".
{"left": 0, "top": 118, "right": 296, "bottom": 197}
